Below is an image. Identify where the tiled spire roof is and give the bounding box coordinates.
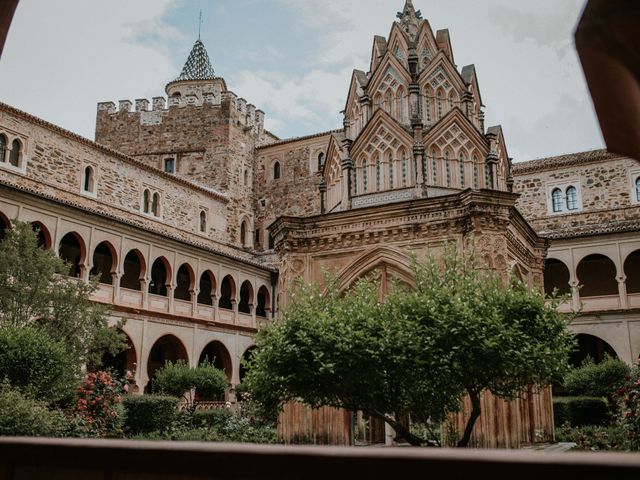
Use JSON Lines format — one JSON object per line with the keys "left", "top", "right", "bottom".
{"left": 175, "top": 39, "right": 216, "bottom": 82}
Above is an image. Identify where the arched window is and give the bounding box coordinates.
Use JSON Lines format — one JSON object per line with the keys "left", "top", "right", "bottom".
{"left": 174, "top": 263, "right": 194, "bottom": 301}
{"left": 197, "top": 271, "right": 216, "bottom": 305}
{"left": 362, "top": 159, "right": 368, "bottom": 192}
{"left": 566, "top": 186, "right": 578, "bottom": 210}
{"left": 543, "top": 258, "right": 571, "bottom": 296}
{"left": 352, "top": 166, "right": 357, "bottom": 195}
{"left": 199, "top": 210, "right": 207, "bottom": 233}
{"left": 0, "top": 134, "right": 6, "bottom": 163}
{"left": 243, "top": 169, "right": 249, "bottom": 186}
{"left": 459, "top": 153, "right": 466, "bottom": 188}
{"left": 149, "top": 257, "right": 170, "bottom": 297}
{"left": 90, "top": 242, "right": 116, "bottom": 285}
{"left": 9, "top": 139, "right": 20, "bottom": 167}
{"left": 239, "top": 281, "right": 254, "bottom": 314}
{"left": 318, "top": 152, "right": 325, "bottom": 171}
{"left": 143, "top": 189, "right": 150, "bottom": 214}
{"left": 164, "top": 158, "right": 175, "bottom": 174}
{"left": 445, "top": 151, "right": 451, "bottom": 187}
{"left": 401, "top": 153, "right": 407, "bottom": 187}
{"left": 636, "top": 177, "right": 640, "bottom": 202}
{"left": 577, "top": 254, "right": 618, "bottom": 297}
{"left": 152, "top": 192, "right": 160, "bottom": 217}
{"left": 375, "top": 155, "right": 381, "bottom": 191}
{"left": 273, "top": 161, "right": 281, "bottom": 180}
{"left": 431, "top": 152, "right": 437, "bottom": 184}
{"left": 388, "top": 153, "right": 394, "bottom": 189}
{"left": 120, "top": 250, "right": 145, "bottom": 291}
{"left": 58, "top": 232, "right": 84, "bottom": 278}
{"left": 219, "top": 275, "right": 235, "bottom": 310}
{"left": 240, "top": 221, "right": 248, "bottom": 247}
{"left": 83, "top": 165, "right": 94, "bottom": 193}
{"left": 448, "top": 91, "right": 455, "bottom": 109}
{"left": 552, "top": 188, "right": 563, "bottom": 213}
{"left": 473, "top": 155, "right": 479, "bottom": 188}
{"left": 425, "top": 93, "right": 431, "bottom": 123}
{"left": 437, "top": 90, "right": 443, "bottom": 119}
{"left": 256, "top": 286, "right": 270, "bottom": 317}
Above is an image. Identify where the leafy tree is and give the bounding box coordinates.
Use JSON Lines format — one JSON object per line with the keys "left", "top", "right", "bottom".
{"left": 0, "top": 325, "right": 77, "bottom": 402}
{"left": 0, "top": 221, "right": 126, "bottom": 370}
{"left": 154, "top": 360, "right": 228, "bottom": 405}
{"left": 246, "top": 249, "right": 575, "bottom": 447}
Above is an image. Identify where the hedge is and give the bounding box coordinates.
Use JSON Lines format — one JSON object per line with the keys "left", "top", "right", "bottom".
{"left": 122, "top": 395, "right": 179, "bottom": 434}
{"left": 563, "top": 356, "right": 630, "bottom": 398}
{"left": 553, "top": 396, "right": 609, "bottom": 427}
{"left": 0, "top": 383, "right": 67, "bottom": 437}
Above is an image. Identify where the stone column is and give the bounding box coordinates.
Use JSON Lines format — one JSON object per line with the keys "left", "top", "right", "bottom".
{"left": 167, "top": 284, "right": 175, "bottom": 313}
{"left": 486, "top": 153, "right": 498, "bottom": 190}
{"left": 319, "top": 179, "right": 327, "bottom": 214}
{"left": 191, "top": 288, "right": 200, "bottom": 317}
{"left": 618, "top": 275, "right": 629, "bottom": 309}
{"left": 112, "top": 272, "right": 122, "bottom": 304}
{"left": 341, "top": 156, "right": 353, "bottom": 210}
{"left": 570, "top": 280, "right": 581, "bottom": 312}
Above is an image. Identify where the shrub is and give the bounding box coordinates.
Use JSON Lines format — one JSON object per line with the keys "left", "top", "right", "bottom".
{"left": 0, "top": 382, "right": 66, "bottom": 437}
{"left": 74, "top": 371, "right": 125, "bottom": 437}
{"left": 564, "top": 356, "right": 630, "bottom": 398}
{"left": 192, "top": 408, "right": 232, "bottom": 429}
{"left": 153, "top": 360, "right": 227, "bottom": 403}
{"left": 614, "top": 361, "right": 640, "bottom": 450}
{"left": 192, "top": 362, "right": 228, "bottom": 400}
{"left": 556, "top": 424, "right": 627, "bottom": 451}
{"left": 122, "top": 395, "right": 178, "bottom": 434}
{"left": 0, "top": 325, "right": 77, "bottom": 403}
{"left": 553, "top": 396, "right": 609, "bottom": 427}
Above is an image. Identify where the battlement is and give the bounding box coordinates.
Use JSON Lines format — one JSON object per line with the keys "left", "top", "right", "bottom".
{"left": 97, "top": 88, "right": 265, "bottom": 134}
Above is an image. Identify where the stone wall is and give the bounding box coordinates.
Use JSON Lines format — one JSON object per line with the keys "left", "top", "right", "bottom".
{"left": 254, "top": 133, "right": 332, "bottom": 251}
{"left": 512, "top": 150, "right": 640, "bottom": 237}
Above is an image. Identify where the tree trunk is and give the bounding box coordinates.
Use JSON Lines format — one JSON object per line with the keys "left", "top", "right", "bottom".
{"left": 370, "top": 411, "right": 426, "bottom": 446}
{"left": 457, "top": 389, "right": 481, "bottom": 447}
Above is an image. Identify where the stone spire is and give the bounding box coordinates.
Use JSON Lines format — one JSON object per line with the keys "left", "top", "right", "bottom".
{"left": 396, "top": 0, "right": 422, "bottom": 40}
{"left": 174, "top": 39, "right": 216, "bottom": 82}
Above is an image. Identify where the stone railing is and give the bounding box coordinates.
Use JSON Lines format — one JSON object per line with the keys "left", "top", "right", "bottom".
{"left": 0, "top": 438, "right": 639, "bottom": 479}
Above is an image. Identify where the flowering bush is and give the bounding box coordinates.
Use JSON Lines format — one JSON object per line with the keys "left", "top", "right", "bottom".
{"left": 615, "top": 360, "right": 640, "bottom": 451}
{"left": 74, "top": 370, "right": 131, "bottom": 437}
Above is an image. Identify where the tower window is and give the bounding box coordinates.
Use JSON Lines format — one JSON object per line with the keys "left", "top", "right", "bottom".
{"left": 273, "top": 161, "right": 281, "bottom": 180}
{"left": 552, "top": 188, "right": 563, "bottom": 213}
{"left": 318, "top": 152, "right": 325, "bottom": 171}
{"left": 164, "top": 158, "right": 175, "bottom": 174}
{"left": 83, "top": 165, "right": 95, "bottom": 193}
{"left": 199, "top": 210, "right": 207, "bottom": 233}
{"left": 636, "top": 177, "right": 640, "bottom": 202}
{"left": 143, "top": 189, "right": 150, "bottom": 214}
{"left": 473, "top": 157, "right": 479, "bottom": 188}
{"left": 0, "top": 134, "right": 6, "bottom": 163}
{"left": 431, "top": 153, "right": 437, "bottom": 184}
{"left": 401, "top": 154, "right": 407, "bottom": 187}
{"left": 152, "top": 192, "right": 160, "bottom": 217}
{"left": 445, "top": 152, "right": 451, "bottom": 187}
{"left": 566, "top": 186, "right": 578, "bottom": 210}
{"left": 9, "top": 139, "right": 21, "bottom": 167}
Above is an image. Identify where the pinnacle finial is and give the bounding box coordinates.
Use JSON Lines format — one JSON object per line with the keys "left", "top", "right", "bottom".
{"left": 396, "top": 0, "right": 422, "bottom": 39}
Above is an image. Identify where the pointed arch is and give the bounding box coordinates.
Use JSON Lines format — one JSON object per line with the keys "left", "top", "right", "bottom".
{"left": 90, "top": 241, "right": 117, "bottom": 285}
{"left": 121, "top": 249, "right": 146, "bottom": 291}
{"left": 58, "top": 232, "right": 86, "bottom": 278}
{"left": 174, "top": 262, "right": 195, "bottom": 301}
{"left": 337, "top": 246, "right": 415, "bottom": 292}
{"left": 197, "top": 270, "right": 216, "bottom": 305}
{"left": 149, "top": 256, "right": 171, "bottom": 297}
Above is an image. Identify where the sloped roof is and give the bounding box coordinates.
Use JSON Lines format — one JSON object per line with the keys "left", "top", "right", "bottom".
{"left": 174, "top": 39, "right": 216, "bottom": 82}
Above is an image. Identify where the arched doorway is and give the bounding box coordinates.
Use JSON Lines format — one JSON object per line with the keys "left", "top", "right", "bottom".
{"left": 90, "top": 241, "right": 117, "bottom": 285}
{"left": 239, "top": 346, "right": 256, "bottom": 383}
{"left": 174, "top": 263, "right": 194, "bottom": 301}
{"left": 576, "top": 254, "right": 618, "bottom": 297}
{"left": 219, "top": 275, "right": 235, "bottom": 310}
{"left": 146, "top": 335, "right": 188, "bottom": 393}
{"left": 198, "top": 340, "right": 232, "bottom": 382}
{"left": 543, "top": 258, "right": 571, "bottom": 296}
{"left": 120, "top": 249, "right": 145, "bottom": 290}
{"left": 31, "top": 222, "right": 51, "bottom": 249}
{"left": 570, "top": 333, "right": 618, "bottom": 367}
{"left": 624, "top": 250, "right": 640, "bottom": 294}
{"left": 256, "top": 285, "right": 270, "bottom": 317}
{"left": 149, "top": 257, "right": 171, "bottom": 296}
{"left": 58, "top": 232, "right": 85, "bottom": 278}
{"left": 197, "top": 270, "right": 216, "bottom": 305}
{"left": 101, "top": 332, "right": 137, "bottom": 378}
{"left": 238, "top": 280, "right": 253, "bottom": 314}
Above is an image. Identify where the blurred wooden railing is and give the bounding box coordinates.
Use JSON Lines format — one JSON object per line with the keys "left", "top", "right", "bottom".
{"left": 1, "top": 437, "right": 640, "bottom": 480}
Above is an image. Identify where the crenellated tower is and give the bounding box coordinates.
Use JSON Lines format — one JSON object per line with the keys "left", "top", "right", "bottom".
{"left": 95, "top": 39, "right": 276, "bottom": 248}
{"left": 322, "top": 0, "right": 512, "bottom": 213}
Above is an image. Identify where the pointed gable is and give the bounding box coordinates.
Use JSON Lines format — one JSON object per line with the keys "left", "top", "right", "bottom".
{"left": 424, "top": 108, "right": 488, "bottom": 157}
{"left": 415, "top": 20, "right": 440, "bottom": 71}
{"left": 351, "top": 108, "right": 413, "bottom": 161}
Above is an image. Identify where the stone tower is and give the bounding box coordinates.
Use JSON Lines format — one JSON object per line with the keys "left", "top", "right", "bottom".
{"left": 95, "top": 39, "right": 273, "bottom": 247}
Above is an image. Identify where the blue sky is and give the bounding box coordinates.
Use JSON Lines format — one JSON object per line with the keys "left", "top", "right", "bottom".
{"left": 0, "top": 0, "right": 603, "bottom": 161}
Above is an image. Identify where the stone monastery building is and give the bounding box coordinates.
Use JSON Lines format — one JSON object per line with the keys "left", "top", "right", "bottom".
{"left": 0, "top": 0, "right": 639, "bottom": 395}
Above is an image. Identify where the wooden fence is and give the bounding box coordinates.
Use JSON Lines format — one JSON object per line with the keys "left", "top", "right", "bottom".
{"left": 279, "top": 386, "right": 554, "bottom": 448}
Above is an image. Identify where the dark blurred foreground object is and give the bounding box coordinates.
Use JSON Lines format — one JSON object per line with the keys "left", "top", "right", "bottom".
{"left": 0, "top": 0, "right": 18, "bottom": 59}
{"left": 575, "top": 0, "right": 640, "bottom": 161}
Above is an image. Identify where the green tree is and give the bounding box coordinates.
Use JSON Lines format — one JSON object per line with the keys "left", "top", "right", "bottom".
{"left": 154, "top": 360, "right": 228, "bottom": 405}
{"left": 245, "top": 249, "right": 575, "bottom": 447}
{"left": 0, "top": 221, "right": 126, "bottom": 371}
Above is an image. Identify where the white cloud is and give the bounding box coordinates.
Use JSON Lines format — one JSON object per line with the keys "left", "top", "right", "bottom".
{"left": 0, "top": 0, "right": 180, "bottom": 140}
